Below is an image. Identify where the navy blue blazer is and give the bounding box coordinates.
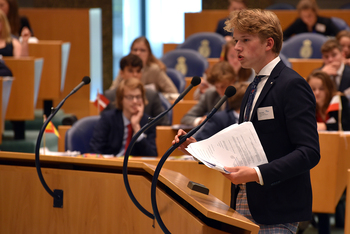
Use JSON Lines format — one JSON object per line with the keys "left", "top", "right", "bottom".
{"left": 89, "top": 109, "right": 157, "bottom": 156}
{"left": 234, "top": 60, "right": 320, "bottom": 224}
{"left": 193, "top": 110, "right": 238, "bottom": 141}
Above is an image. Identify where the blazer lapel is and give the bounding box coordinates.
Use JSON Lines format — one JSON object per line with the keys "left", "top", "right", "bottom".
{"left": 250, "top": 61, "right": 285, "bottom": 121}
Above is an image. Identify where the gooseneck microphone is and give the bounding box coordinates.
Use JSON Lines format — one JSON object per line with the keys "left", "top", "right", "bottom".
{"left": 150, "top": 86, "right": 236, "bottom": 234}
{"left": 71, "top": 76, "right": 91, "bottom": 94}
{"left": 123, "top": 76, "right": 201, "bottom": 221}
{"left": 35, "top": 76, "right": 91, "bottom": 208}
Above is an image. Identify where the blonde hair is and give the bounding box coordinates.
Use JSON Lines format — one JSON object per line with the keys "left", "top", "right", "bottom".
{"left": 0, "top": 10, "right": 12, "bottom": 43}
{"left": 116, "top": 78, "right": 148, "bottom": 110}
{"left": 224, "top": 9, "right": 283, "bottom": 54}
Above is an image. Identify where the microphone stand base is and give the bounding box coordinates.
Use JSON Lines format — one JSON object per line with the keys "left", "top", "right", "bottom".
{"left": 53, "top": 189, "right": 64, "bottom": 208}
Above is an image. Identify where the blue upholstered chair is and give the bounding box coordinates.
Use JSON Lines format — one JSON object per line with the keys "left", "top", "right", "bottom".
{"left": 166, "top": 68, "right": 186, "bottom": 93}
{"left": 279, "top": 53, "right": 292, "bottom": 68}
{"left": 340, "top": 3, "right": 350, "bottom": 9}
{"left": 161, "top": 49, "right": 209, "bottom": 77}
{"left": 158, "top": 93, "right": 172, "bottom": 125}
{"left": 331, "top": 17, "right": 350, "bottom": 31}
{"left": 177, "top": 32, "right": 226, "bottom": 58}
{"left": 265, "top": 3, "right": 295, "bottom": 9}
{"left": 65, "top": 115, "right": 100, "bottom": 154}
{"left": 281, "top": 33, "right": 328, "bottom": 59}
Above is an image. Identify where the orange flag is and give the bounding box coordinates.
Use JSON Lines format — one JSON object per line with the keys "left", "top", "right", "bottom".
{"left": 45, "top": 121, "right": 60, "bottom": 138}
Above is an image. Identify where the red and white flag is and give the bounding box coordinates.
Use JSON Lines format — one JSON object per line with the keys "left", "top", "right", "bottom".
{"left": 94, "top": 93, "right": 110, "bottom": 112}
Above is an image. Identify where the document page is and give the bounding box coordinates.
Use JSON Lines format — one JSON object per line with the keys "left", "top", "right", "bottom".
{"left": 186, "top": 122, "right": 268, "bottom": 174}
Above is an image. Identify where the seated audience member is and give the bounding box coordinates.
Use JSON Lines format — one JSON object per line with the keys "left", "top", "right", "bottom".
{"left": 105, "top": 54, "right": 169, "bottom": 125}
{"left": 194, "top": 39, "right": 254, "bottom": 100}
{"left": 90, "top": 78, "right": 157, "bottom": 156}
{"left": 305, "top": 69, "right": 350, "bottom": 233}
{"left": 0, "top": 0, "right": 34, "bottom": 56}
{"left": 0, "top": 9, "right": 21, "bottom": 57}
{"left": 181, "top": 61, "right": 236, "bottom": 127}
{"left": 193, "top": 82, "right": 248, "bottom": 141}
{"left": 109, "top": 36, "right": 178, "bottom": 98}
{"left": 307, "top": 70, "right": 350, "bottom": 131}
{"left": 283, "top": 0, "right": 340, "bottom": 41}
{"left": 318, "top": 39, "right": 350, "bottom": 99}
{"left": 336, "top": 30, "right": 350, "bottom": 66}
{"left": 215, "top": 0, "right": 248, "bottom": 41}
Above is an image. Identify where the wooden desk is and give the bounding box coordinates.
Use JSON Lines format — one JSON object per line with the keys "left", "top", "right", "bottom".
{"left": 3, "top": 57, "right": 43, "bottom": 120}
{"left": 289, "top": 58, "right": 323, "bottom": 79}
{"left": 0, "top": 78, "right": 13, "bottom": 143}
{"left": 346, "top": 169, "right": 350, "bottom": 234}
{"left": 185, "top": 10, "right": 350, "bottom": 38}
{"left": 0, "top": 152, "right": 259, "bottom": 233}
{"left": 28, "top": 41, "right": 70, "bottom": 101}
{"left": 311, "top": 132, "right": 350, "bottom": 213}
{"left": 172, "top": 99, "right": 198, "bottom": 125}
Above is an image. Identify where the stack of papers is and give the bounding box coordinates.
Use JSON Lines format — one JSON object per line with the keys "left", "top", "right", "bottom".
{"left": 186, "top": 122, "right": 268, "bottom": 174}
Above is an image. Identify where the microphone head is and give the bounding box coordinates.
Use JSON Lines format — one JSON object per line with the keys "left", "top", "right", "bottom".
{"left": 191, "top": 76, "right": 201, "bottom": 86}
{"left": 225, "top": 86, "right": 236, "bottom": 97}
{"left": 82, "top": 76, "right": 91, "bottom": 84}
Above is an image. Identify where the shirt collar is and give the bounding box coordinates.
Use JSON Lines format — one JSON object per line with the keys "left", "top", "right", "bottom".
{"left": 337, "top": 62, "right": 345, "bottom": 77}
{"left": 256, "top": 56, "right": 281, "bottom": 77}
{"left": 122, "top": 113, "right": 130, "bottom": 127}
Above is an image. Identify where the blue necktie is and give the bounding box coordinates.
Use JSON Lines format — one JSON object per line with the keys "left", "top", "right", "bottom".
{"left": 244, "top": 75, "right": 264, "bottom": 121}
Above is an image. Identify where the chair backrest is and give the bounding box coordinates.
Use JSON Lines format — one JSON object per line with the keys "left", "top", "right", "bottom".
{"left": 177, "top": 32, "right": 226, "bottom": 58}
{"left": 331, "top": 17, "right": 350, "bottom": 31}
{"left": 279, "top": 53, "right": 292, "bottom": 68}
{"left": 161, "top": 49, "right": 209, "bottom": 77}
{"left": 265, "top": 3, "right": 295, "bottom": 9}
{"left": 166, "top": 68, "right": 186, "bottom": 93}
{"left": 158, "top": 93, "right": 172, "bottom": 125}
{"left": 65, "top": 115, "right": 100, "bottom": 154}
{"left": 340, "top": 3, "right": 350, "bottom": 9}
{"left": 281, "top": 33, "right": 328, "bottom": 59}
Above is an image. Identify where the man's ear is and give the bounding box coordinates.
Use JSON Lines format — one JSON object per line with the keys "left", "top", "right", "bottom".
{"left": 120, "top": 69, "right": 125, "bottom": 77}
{"left": 265, "top": 37, "right": 274, "bottom": 51}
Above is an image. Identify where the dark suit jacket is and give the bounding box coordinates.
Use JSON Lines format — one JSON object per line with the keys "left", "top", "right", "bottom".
{"left": 234, "top": 60, "right": 320, "bottom": 224}
{"left": 181, "top": 87, "right": 221, "bottom": 126}
{"left": 339, "top": 65, "right": 350, "bottom": 93}
{"left": 193, "top": 110, "right": 238, "bottom": 141}
{"left": 104, "top": 88, "right": 169, "bottom": 125}
{"left": 89, "top": 109, "right": 157, "bottom": 156}
{"left": 283, "top": 16, "right": 340, "bottom": 40}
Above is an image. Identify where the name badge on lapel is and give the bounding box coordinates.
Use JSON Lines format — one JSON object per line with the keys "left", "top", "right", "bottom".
{"left": 257, "top": 106, "right": 274, "bottom": 121}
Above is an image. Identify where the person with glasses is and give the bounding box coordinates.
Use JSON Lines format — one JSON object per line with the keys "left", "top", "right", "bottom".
{"left": 90, "top": 78, "right": 157, "bottom": 156}
{"left": 105, "top": 54, "right": 169, "bottom": 125}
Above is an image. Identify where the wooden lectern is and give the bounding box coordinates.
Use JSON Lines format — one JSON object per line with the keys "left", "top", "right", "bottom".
{"left": 0, "top": 78, "right": 13, "bottom": 143}
{"left": 3, "top": 57, "right": 43, "bottom": 120}
{"left": 0, "top": 152, "right": 259, "bottom": 233}
{"left": 28, "top": 41, "right": 70, "bottom": 102}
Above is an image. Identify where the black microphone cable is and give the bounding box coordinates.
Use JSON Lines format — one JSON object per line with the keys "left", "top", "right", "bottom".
{"left": 122, "top": 76, "right": 201, "bottom": 221}
{"left": 150, "top": 86, "right": 236, "bottom": 233}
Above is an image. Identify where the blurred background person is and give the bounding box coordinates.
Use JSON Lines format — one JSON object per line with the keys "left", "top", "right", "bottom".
{"left": 193, "top": 82, "right": 248, "bottom": 141}
{"left": 283, "top": 0, "right": 340, "bottom": 41}
{"left": 181, "top": 60, "right": 236, "bottom": 127}
{"left": 215, "top": 0, "right": 248, "bottom": 41}
{"left": 336, "top": 30, "right": 350, "bottom": 66}
{"left": 104, "top": 54, "right": 169, "bottom": 125}
{"left": 109, "top": 36, "right": 178, "bottom": 99}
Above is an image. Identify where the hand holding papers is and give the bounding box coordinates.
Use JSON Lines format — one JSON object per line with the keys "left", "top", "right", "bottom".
{"left": 186, "top": 122, "right": 268, "bottom": 174}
